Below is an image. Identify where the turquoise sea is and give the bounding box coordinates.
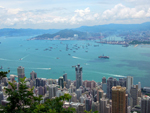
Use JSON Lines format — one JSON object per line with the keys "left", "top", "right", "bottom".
{"left": 0, "top": 36, "right": 150, "bottom": 87}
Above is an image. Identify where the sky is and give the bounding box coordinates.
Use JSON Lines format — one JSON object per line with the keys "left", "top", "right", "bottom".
{"left": 0, "top": 0, "right": 150, "bottom": 29}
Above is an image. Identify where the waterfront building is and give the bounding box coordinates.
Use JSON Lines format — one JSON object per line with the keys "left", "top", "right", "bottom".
{"left": 119, "top": 78, "right": 126, "bottom": 87}
{"left": 102, "top": 83, "right": 107, "bottom": 93}
{"left": 102, "top": 77, "right": 106, "bottom": 84}
{"left": 138, "top": 82, "right": 141, "bottom": 90}
{"left": 107, "top": 77, "right": 114, "bottom": 99}
{"left": 63, "top": 73, "right": 67, "bottom": 82}
{"left": 126, "top": 76, "right": 133, "bottom": 95}
{"left": 75, "top": 64, "right": 82, "bottom": 89}
{"left": 17, "top": 66, "right": 25, "bottom": 82}
{"left": 112, "top": 86, "right": 126, "bottom": 113}
{"left": 58, "top": 76, "right": 64, "bottom": 88}
{"left": 30, "top": 71, "right": 37, "bottom": 80}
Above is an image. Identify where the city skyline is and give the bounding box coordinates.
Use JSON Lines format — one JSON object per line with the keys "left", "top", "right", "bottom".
{"left": 0, "top": 0, "right": 150, "bottom": 29}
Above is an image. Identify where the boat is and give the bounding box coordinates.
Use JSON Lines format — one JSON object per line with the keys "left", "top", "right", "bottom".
{"left": 56, "top": 57, "right": 59, "bottom": 59}
{"left": 0, "top": 66, "right": 3, "bottom": 69}
{"left": 98, "top": 54, "right": 109, "bottom": 59}
{"left": 72, "top": 65, "right": 76, "bottom": 68}
{"left": 68, "top": 54, "right": 71, "bottom": 55}
{"left": 19, "top": 58, "right": 22, "bottom": 60}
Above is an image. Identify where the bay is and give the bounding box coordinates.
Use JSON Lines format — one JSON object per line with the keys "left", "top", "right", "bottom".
{"left": 0, "top": 36, "right": 150, "bottom": 87}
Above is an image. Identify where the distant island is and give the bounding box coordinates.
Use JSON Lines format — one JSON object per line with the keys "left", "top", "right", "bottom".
{"left": 28, "top": 29, "right": 102, "bottom": 40}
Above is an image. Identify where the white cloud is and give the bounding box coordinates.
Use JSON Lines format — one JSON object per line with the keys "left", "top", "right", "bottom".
{"left": 74, "top": 7, "right": 90, "bottom": 17}
{"left": 102, "top": 4, "right": 150, "bottom": 20}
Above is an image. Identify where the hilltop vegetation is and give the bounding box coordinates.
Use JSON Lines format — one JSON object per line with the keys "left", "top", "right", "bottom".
{"left": 31, "top": 29, "right": 89, "bottom": 40}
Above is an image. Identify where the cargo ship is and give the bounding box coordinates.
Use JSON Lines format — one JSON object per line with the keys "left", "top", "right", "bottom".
{"left": 98, "top": 55, "right": 109, "bottom": 59}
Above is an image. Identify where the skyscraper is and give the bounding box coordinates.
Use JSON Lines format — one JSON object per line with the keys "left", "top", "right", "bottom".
{"left": 75, "top": 64, "right": 82, "bottom": 89}
{"left": 107, "top": 77, "right": 114, "bottom": 99}
{"left": 49, "top": 85, "right": 58, "bottom": 99}
{"left": 102, "top": 77, "right": 106, "bottom": 84}
{"left": 30, "top": 71, "right": 37, "bottom": 80}
{"left": 97, "top": 89, "right": 103, "bottom": 103}
{"left": 126, "top": 76, "right": 133, "bottom": 95}
{"left": 85, "top": 96, "right": 92, "bottom": 111}
{"left": 100, "top": 97, "right": 108, "bottom": 113}
{"left": 58, "top": 76, "right": 64, "bottom": 88}
{"left": 17, "top": 66, "right": 25, "bottom": 82}
{"left": 131, "top": 86, "right": 138, "bottom": 107}
{"left": 112, "top": 86, "right": 126, "bottom": 113}
{"left": 63, "top": 73, "right": 67, "bottom": 82}
{"left": 141, "top": 96, "right": 150, "bottom": 113}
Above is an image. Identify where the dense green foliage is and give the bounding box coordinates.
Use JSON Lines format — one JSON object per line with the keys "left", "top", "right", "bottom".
{"left": 0, "top": 70, "right": 10, "bottom": 80}
{"left": 0, "top": 73, "right": 98, "bottom": 113}
{"left": 2, "top": 77, "right": 76, "bottom": 113}
{"left": 129, "top": 40, "right": 150, "bottom": 44}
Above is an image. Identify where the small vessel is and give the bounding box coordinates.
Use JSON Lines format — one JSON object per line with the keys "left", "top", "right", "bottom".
{"left": 72, "top": 65, "right": 76, "bottom": 68}
{"left": 19, "top": 58, "right": 22, "bottom": 60}
{"left": 56, "top": 57, "right": 59, "bottom": 59}
{"left": 68, "top": 54, "right": 71, "bottom": 55}
{"left": 85, "top": 51, "right": 88, "bottom": 52}
{"left": 0, "top": 66, "right": 3, "bottom": 69}
{"left": 98, "top": 54, "right": 109, "bottom": 59}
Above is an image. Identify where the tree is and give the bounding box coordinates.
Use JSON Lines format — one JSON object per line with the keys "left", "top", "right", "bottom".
{"left": 3, "top": 77, "right": 42, "bottom": 113}
{"left": 0, "top": 70, "right": 10, "bottom": 80}
{"left": 2, "top": 77, "right": 75, "bottom": 113}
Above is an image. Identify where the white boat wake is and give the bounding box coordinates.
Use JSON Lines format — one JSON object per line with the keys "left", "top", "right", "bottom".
{"left": 32, "top": 68, "right": 51, "bottom": 70}
{"left": 0, "top": 58, "right": 11, "bottom": 61}
{"left": 20, "top": 55, "right": 29, "bottom": 60}
{"left": 72, "top": 56, "right": 87, "bottom": 60}
{"left": 90, "top": 71, "right": 125, "bottom": 78}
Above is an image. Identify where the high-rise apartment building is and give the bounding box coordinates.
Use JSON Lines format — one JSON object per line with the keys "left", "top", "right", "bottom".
{"left": 131, "top": 86, "right": 138, "bottom": 107}
{"left": 30, "top": 71, "right": 37, "bottom": 80}
{"left": 126, "top": 76, "right": 133, "bottom": 95}
{"left": 48, "top": 85, "right": 58, "bottom": 99}
{"left": 85, "top": 96, "right": 92, "bottom": 111}
{"left": 102, "top": 77, "right": 106, "bottom": 84}
{"left": 100, "top": 97, "right": 108, "bottom": 113}
{"left": 141, "top": 96, "right": 150, "bottom": 113}
{"left": 112, "top": 86, "right": 126, "bottom": 113}
{"left": 75, "top": 64, "right": 82, "bottom": 89}
{"left": 107, "top": 77, "right": 114, "bottom": 99}
{"left": 17, "top": 66, "right": 25, "bottom": 82}
{"left": 97, "top": 89, "right": 103, "bottom": 103}
{"left": 63, "top": 73, "right": 67, "bottom": 82}
{"left": 58, "top": 76, "right": 64, "bottom": 88}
